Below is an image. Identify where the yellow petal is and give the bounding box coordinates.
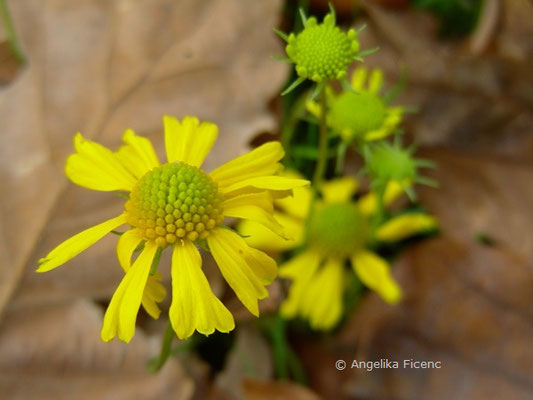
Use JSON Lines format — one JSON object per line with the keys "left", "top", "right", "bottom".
{"left": 238, "top": 213, "right": 303, "bottom": 252}
{"left": 368, "top": 69, "right": 384, "bottom": 94}
{"left": 142, "top": 272, "right": 167, "bottom": 319}
{"left": 305, "top": 99, "right": 321, "bottom": 118}
{"left": 350, "top": 250, "right": 402, "bottom": 304}
{"left": 169, "top": 241, "right": 234, "bottom": 339}
{"left": 101, "top": 241, "right": 158, "bottom": 342}
{"left": 376, "top": 214, "right": 438, "bottom": 242}
{"left": 115, "top": 129, "right": 159, "bottom": 179}
{"left": 321, "top": 176, "right": 359, "bottom": 203}
{"left": 301, "top": 257, "right": 344, "bottom": 330}
{"left": 65, "top": 133, "right": 137, "bottom": 191}
{"left": 209, "top": 142, "right": 284, "bottom": 190}
{"left": 223, "top": 192, "right": 289, "bottom": 239}
{"left": 207, "top": 228, "right": 277, "bottom": 316}
{"left": 279, "top": 249, "right": 321, "bottom": 280}
{"left": 358, "top": 180, "right": 405, "bottom": 216}
{"left": 220, "top": 176, "right": 309, "bottom": 196}
{"left": 350, "top": 67, "right": 368, "bottom": 91}
{"left": 279, "top": 251, "right": 322, "bottom": 319}
{"left": 164, "top": 115, "right": 218, "bottom": 167}
{"left": 116, "top": 228, "right": 144, "bottom": 272}
{"left": 37, "top": 214, "right": 127, "bottom": 273}
{"left": 275, "top": 185, "right": 311, "bottom": 220}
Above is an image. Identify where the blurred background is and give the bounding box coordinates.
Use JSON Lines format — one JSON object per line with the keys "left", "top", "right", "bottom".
{"left": 0, "top": 0, "right": 532, "bottom": 399}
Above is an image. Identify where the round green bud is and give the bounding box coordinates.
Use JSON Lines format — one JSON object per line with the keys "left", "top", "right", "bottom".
{"left": 328, "top": 91, "right": 387, "bottom": 139}
{"left": 366, "top": 143, "right": 417, "bottom": 183}
{"left": 286, "top": 15, "right": 359, "bottom": 82}
{"left": 307, "top": 203, "right": 368, "bottom": 257}
{"left": 125, "top": 162, "right": 224, "bottom": 246}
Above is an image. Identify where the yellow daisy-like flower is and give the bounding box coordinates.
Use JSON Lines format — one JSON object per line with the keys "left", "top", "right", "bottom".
{"left": 239, "top": 176, "right": 437, "bottom": 330}
{"left": 307, "top": 67, "right": 404, "bottom": 143}
{"left": 37, "top": 116, "right": 309, "bottom": 343}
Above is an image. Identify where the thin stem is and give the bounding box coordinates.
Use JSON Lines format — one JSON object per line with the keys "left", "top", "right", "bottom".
{"left": 312, "top": 86, "right": 329, "bottom": 189}
{"left": 335, "top": 141, "right": 347, "bottom": 175}
{"left": 0, "top": 0, "right": 26, "bottom": 64}
{"left": 271, "top": 314, "right": 289, "bottom": 380}
{"left": 148, "top": 321, "right": 175, "bottom": 373}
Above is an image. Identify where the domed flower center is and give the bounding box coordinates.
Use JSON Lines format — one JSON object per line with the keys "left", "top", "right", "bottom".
{"left": 125, "top": 162, "right": 224, "bottom": 247}
{"left": 286, "top": 15, "right": 359, "bottom": 82}
{"left": 367, "top": 143, "right": 417, "bottom": 183}
{"left": 328, "top": 91, "right": 387, "bottom": 139}
{"left": 307, "top": 202, "right": 368, "bottom": 257}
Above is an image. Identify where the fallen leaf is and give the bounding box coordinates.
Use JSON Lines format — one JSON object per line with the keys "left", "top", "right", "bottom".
{"left": 0, "top": 299, "right": 195, "bottom": 399}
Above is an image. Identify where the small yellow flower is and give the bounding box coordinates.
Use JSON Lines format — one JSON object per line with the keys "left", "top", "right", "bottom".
{"left": 38, "top": 116, "right": 309, "bottom": 343}
{"left": 307, "top": 67, "right": 404, "bottom": 143}
{"left": 239, "top": 176, "right": 437, "bottom": 330}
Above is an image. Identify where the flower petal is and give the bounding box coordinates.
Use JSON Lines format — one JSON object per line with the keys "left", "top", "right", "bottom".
{"left": 142, "top": 272, "right": 167, "bottom": 319}
{"left": 207, "top": 228, "right": 277, "bottom": 316}
{"left": 101, "top": 241, "right": 158, "bottom": 342}
{"left": 65, "top": 133, "right": 137, "bottom": 191}
{"left": 376, "top": 214, "right": 438, "bottom": 242}
{"left": 368, "top": 69, "right": 384, "bottom": 94}
{"left": 116, "top": 228, "right": 144, "bottom": 272}
{"left": 164, "top": 115, "right": 218, "bottom": 167}
{"left": 275, "top": 185, "right": 311, "bottom": 220}
{"left": 37, "top": 214, "right": 127, "bottom": 273}
{"left": 351, "top": 67, "right": 368, "bottom": 91}
{"left": 209, "top": 142, "right": 284, "bottom": 190}
{"left": 350, "top": 250, "right": 402, "bottom": 304}
{"left": 321, "top": 177, "right": 359, "bottom": 203}
{"left": 357, "top": 180, "right": 405, "bottom": 216}
{"left": 279, "top": 249, "right": 321, "bottom": 280}
{"left": 222, "top": 192, "right": 289, "bottom": 239}
{"left": 301, "top": 257, "right": 344, "bottom": 330}
{"left": 220, "top": 176, "right": 310, "bottom": 196}
{"left": 238, "top": 213, "right": 303, "bottom": 252}
{"left": 169, "top": 241, "right": 234, "bottom": 339}
{"left": 115, "top": 129, "right": 159, "bottom": 179}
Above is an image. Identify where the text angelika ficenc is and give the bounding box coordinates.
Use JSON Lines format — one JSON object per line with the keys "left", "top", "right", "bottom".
{"left": 351, "top": 359, "right": 442, "bottom": 371}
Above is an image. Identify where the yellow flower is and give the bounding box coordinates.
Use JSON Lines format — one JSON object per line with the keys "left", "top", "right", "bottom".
{"left": 37, "top": 116, "right": 309, "bottom": 343}
{"left": 307, "top": 67, "right": 404, "bottom": 143}
{"left": 239, "top": 176, "right": 437, "bottom": 330}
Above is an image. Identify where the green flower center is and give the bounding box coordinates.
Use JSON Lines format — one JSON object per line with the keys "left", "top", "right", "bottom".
{"left": 125, "top": 162, "right": 224, "bottom": 246}
{"left": 367, "top": 144, "right": 417, "bottom": 183}
{"left": 328, "top": 91, "right": 387, "bottom": 139}
{"left": 307, "top": 203, "right": 367, "bottom": 257}
{"left": 286, "top": 15, "right": 359, "bottom": 82}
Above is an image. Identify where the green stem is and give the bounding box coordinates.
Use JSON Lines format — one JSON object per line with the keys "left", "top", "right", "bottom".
{"left": 335, "top": 141, "right": 347, "bottom": 175}
{"left": 312, "top": 86, "right": 328, "bottom": 189}
{"left": 148, "top": 321, "right": 175, "bottom": 373}
{"left": 0, "top": 0, "right": 26, "bottom": 64}
{"left": 271, "top": 315, "right": 289, "bottom": 380}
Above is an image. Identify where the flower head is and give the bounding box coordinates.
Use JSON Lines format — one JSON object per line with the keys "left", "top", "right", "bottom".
{"left": 307, "top": 67, "right": 404, "bottom": 143}
{"left": 363, "top": 140, "right": 437, "bottom": 200}
{"left": 239, "top": 176, "right": 437, "bottom": 330}
{"left": 38, "top": 116, "right": 309, "bottom": 343}
{"left": 277, "top": 7, "right": 363, "bottom": 95}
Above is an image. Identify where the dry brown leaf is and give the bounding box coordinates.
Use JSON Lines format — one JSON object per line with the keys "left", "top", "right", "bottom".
{"left": 0, "top": 0, "right": 287, "bottom": 315}
{"left": 242, "top": 379, "right": 322, "bottom": 400}
{"left": 357, "top": 1, "right": 533, "bottom": 161}
{"left": 0, "top": 299, "right": 194, "bottom": 399}
{"left": 214, "top": 325, "right": 274, "bottom": 400}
